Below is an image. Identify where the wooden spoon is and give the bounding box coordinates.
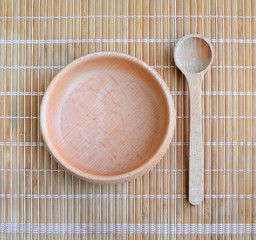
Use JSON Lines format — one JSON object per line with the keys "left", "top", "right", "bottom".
{"left": 174, "top": 34, "right": 214, "bottom": 205}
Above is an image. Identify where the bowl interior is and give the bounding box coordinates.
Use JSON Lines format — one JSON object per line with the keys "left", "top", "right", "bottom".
{"left": 41, "top": 54, "right": 172, "bottom": 179}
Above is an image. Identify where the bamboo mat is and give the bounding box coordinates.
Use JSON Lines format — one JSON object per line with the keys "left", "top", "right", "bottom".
{"left": 0, "top": 0, "right": 256, "bottom": 238}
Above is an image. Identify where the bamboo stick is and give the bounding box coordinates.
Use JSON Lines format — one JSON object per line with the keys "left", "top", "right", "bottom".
{"left": 51, "top": 1, "right": 59, "bottom": 239}
{"left": 134, "top": 2, "right": 142, "bottom": 240}
{"left": 155, "top": 1, "right": 162, "bottom": 240}
{"left": 210, "top": 0, "right": 218, "bottom": 239}
{"left": 230, "top": 1, "right": 238, "bottom": 240}
{"left": 168, "top": 0, "right": 176, "bottom": 239}
{"left": 11, "top": 0, "right": 19, "bottom": 239}
{"left": 18, "top": 1, "right": 26, "bottom": 239}
{"left": 58, "top": 1, "right": 67, "bottom": 240}
{"left": 244, "top": 1, "right": 252, "bottom": 240}
{"left": 217, "top": 0, "right": 225, "bottom": 239}
{"left": 162, "top": 1, "right": 169, "bottom": 239}
{"left": 37, "top": 0, "right": 45, "bottom": 238}
{"left": 182, "top": 0, "right": 190, "bottom": 239}
{"left": 203, "top": 0, "right": 211, "bottom": 239}
{"left": 175, "top": 0, "right": 183, "bottom": 239}
{"left": 224, "top": 0, "right": 232, "bottom": 239}
{"left": 252, "top": 1, "right": 256, "bottom": 239}
{"left": 148, "top": 1, "right": 155, "bottom": 240}
{"left": 5, "top": 0, "right": 12, "bottom": 239}
{"left": 237, "top": 1, "right": 245, "bottom": 240}
{"left": 141, "top": 1, "right": 149, "bottom": 240}
{"left": 0, "top": 1, "right": 5, "bottom": 238}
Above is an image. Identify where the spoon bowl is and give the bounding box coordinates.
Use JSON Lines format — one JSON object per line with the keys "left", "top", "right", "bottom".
{"left": 174, "top": 35, "right": 214, "bottom": 75}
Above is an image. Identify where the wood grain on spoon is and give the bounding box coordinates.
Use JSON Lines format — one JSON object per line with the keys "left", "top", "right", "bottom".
{"left": 174, "top": 34, "right": 214, "bottom": 205}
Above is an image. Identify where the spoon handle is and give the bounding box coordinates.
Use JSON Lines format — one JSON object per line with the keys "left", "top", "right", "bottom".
{"left": 188, "top": 79, "right": 204, "bottom": 205}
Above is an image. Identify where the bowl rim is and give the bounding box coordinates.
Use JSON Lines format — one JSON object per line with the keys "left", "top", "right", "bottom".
{"left": 40, "top": 52, "right": 176, "bottom": 184}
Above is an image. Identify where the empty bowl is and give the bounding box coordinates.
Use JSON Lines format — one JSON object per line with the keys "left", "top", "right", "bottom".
{"left": 40, "top": 52, "right": 176, "bottom": 184}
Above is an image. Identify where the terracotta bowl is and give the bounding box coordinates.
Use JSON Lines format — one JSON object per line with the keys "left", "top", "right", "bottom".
{"left": 40, "top": 52, "right": 176, "bottom": 184}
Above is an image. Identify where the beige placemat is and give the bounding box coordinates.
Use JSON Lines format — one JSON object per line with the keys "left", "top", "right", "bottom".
{"left": 0, "top": 0, "right": 255, "bottom": 238}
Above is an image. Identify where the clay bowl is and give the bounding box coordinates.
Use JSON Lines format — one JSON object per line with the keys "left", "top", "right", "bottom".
{"left": 40, "top": 52, "right": 176, "bottom": 184}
